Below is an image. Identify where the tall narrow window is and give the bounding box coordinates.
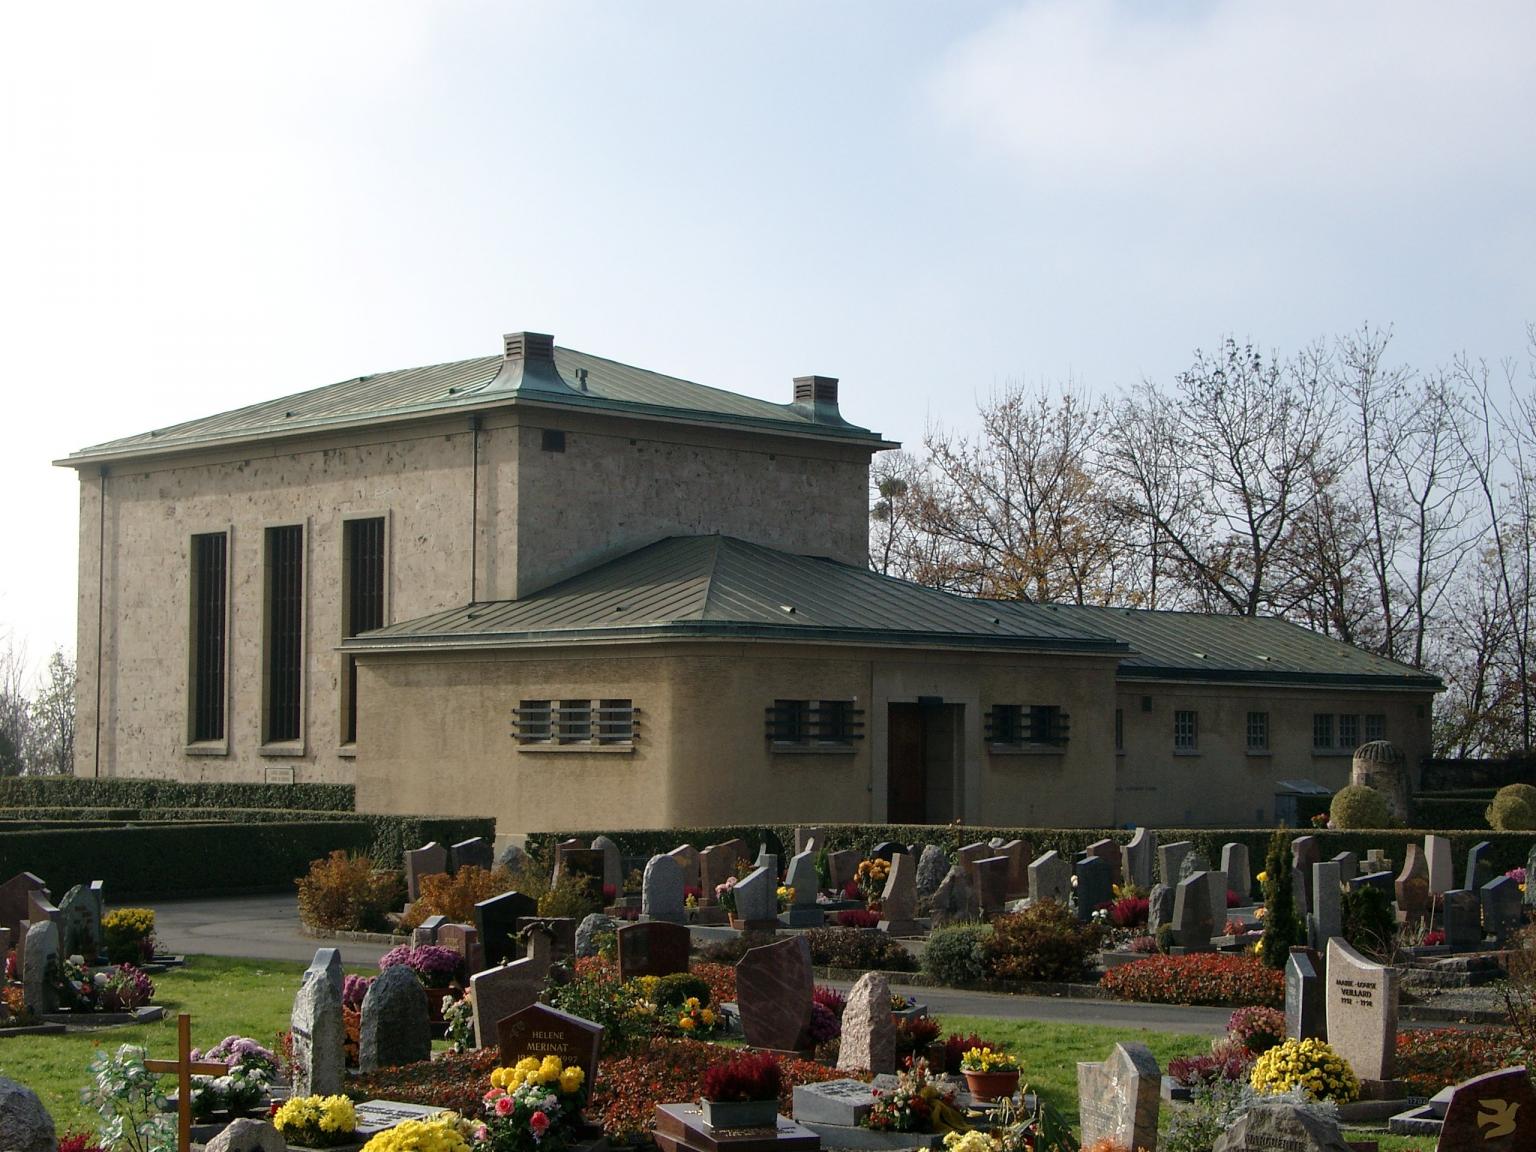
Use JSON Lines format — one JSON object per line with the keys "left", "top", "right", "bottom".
{"left": 1173, "top": 710, "right": 1198, "bottom": 751}
{"left": 1364, "top": 714, "right": 1386, "bottom": 741}
{"left": 1338, "top": 713, "right": 1360, "bottom": 750}
{"left": 342, "top": 517, "right": 385, "bottom": 744}
{"left": 1114, "top": 708, "right": 1124, "bottom": 752}
{"left": 1247, "top": 711, "right": 1269, "bottom": 751}
{"left": 189, "top": 532, "right": 228, "bottom": 743}
{"left": 264, "top": 525, "right": 304, "bottom": 744}
{"left": 1312, "top": 713, "right": 1334, "bottom": 750}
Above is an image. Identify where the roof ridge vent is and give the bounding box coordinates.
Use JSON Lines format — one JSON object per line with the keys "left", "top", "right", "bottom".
{"left": 482, "top": 330, "right": 575, "bottom": 397}
{"left": 790, "top": 375, "right": 851, "bottom": 426}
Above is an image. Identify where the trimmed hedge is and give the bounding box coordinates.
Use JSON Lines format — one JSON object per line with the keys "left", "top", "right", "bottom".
{"left": 1411, "top": 798, "right": 1496, "bottom": 830}
{"left": 0, "top": 776, "right": 354, "bottom": 811}
{"left": 529, "top": 824, "right": 1536, "bottom": 887}
{"left": 0, "top": 814, "right": 494, "bottom": 898}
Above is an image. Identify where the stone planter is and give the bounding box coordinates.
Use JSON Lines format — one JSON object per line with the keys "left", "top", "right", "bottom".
{"left": 699, "top": 1098, "right": 778, "bottom": 1130}
{"left": 962, "top": 1070, "right": 1020, "bottom": 1103}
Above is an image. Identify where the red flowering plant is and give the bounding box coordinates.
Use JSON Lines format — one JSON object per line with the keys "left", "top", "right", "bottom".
{"left": 478, "top": 1055, "right": 588, "bottom": 1152}
{"left": 837, "top": 908, "right": 882, "bottom": 929}
{"left": 1108, "top": 897, "right": 1149, "bottom": 929}
{"left": 702, "top": 1052, "right": 782, "bottom": 1102}
{"left": 1100, "top": 953, "right": 1283, "bottom": 1008}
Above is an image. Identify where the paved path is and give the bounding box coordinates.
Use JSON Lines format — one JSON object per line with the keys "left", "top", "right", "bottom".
{"left": 153, "top": 893, "right": 395, "bottom": 967}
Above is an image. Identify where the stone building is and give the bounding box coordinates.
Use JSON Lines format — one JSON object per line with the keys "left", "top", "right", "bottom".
{"left": 57, "top": 330, "right": 1440, "bottom": 830}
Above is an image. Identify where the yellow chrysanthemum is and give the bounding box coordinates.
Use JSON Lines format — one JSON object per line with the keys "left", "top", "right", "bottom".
{"left": 559, "top": 1066, "right": 585, "bottom": 1094}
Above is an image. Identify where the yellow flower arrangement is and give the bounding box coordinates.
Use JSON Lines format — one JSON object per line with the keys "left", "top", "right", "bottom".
{"left": 958, "top": 1046, "right": 1018, "bottom": 1073}
{"left": 676, "top": 995, "right": 716, "bottom": 1034}
{"left": 273, "top": 1095, "right": 358, "bottom": 1146}
{"left": 943, "top": 1131, "right": 1001, "bottom": 1152}
{"left": 1250, "top": 1038, "right": 1359, "bottom": 1104}
{"left": 359, "top": 1114, "right": 471, "bottom": 1152}
{"left": 489, "top": 1054, "right": 585, "bottom": 1096}
{"left": 101, "top": 908, "right": 156, "bottom": 937}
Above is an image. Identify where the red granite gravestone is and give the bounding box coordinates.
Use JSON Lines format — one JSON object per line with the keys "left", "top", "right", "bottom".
{"left": 1435, "top": 1066, "right": 1536, "bottom": 1152}
{"left": 496, "top": 1002, "right": 604, "bottom": 1092}
{"left": 735, "top": 935, "right": 813, "bottom": 1052}
{"left": 0, "top": 872, "right": 47, "bottom": 948}
{"left": 616, "top": 921, "right": 691, "bottom": 981}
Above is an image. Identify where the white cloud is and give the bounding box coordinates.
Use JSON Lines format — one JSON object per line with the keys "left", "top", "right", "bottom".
{"left": 928, "top": 1, "right": 1536, "bottom": 202}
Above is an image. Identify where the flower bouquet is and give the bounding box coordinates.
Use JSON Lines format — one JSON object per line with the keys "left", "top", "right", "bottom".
{"left": 97, "top": 965, "right": 156, "bottom": 1012}
{"left": 775, "top": 885, "right": 795, "bottom": 912}
{"left": 862, "top": 1059, "right": 966, "bottom": 1133}
{"left": 674, "top": 996, "right": 717, "bottom": 1037}
{"left": 187, "top": 1034, "right": 277, "bottom": 1119}
{"left": 360, "top": 1113, "right": 473, "bottom": 1152}
{"left": 700, "top": 1051, "right": 782, "bottom": 1129}
{"left": 855, "top": 859, "right": 891, "bottom": 905}
{"left": 477, "top": 1055, "right": 587, "bottom": 1152}
{"left": 715, "top": 877, "right": 738, "bottom": 917}
{"left": 272, "top": 1095, "right": 359, "bottom": 1148}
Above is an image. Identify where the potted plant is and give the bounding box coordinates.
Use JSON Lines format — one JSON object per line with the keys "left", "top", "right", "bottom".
{"left": 959, "top": 1046, "right": 1020, "bottom": 1103}
{"left": 700, "top": 1051, "right": 782, "bottom": 1130}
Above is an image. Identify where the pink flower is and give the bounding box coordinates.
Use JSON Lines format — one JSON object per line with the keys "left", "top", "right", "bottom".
{"left": 495, "top": 1097, "right": 514, "bottom": 1117}
{"left": 530, "top": 1110, "right": 550, "bottom": 1135}
{"left": 475, "top": 1126, "right": 489, "bottom": 1142}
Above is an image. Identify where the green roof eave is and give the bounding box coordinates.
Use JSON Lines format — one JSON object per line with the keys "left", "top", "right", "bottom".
{"left": 339, "top": 620, "right": 1132, "bottom": 656}
{"left": 57, "top": 376, "right": 895, "bottom": 470}
{"left": 1112, "top": 665, "right": 1443, "bottom": 691}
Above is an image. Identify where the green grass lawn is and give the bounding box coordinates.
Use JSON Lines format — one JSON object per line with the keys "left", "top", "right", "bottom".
{"left": 2, "top": 958, "right": 1435, "bottom": 1150}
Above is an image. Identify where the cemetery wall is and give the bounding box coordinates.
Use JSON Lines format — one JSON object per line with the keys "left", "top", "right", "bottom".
{"left": 1113, "top": 681, "right": 1433, "bottom": 826}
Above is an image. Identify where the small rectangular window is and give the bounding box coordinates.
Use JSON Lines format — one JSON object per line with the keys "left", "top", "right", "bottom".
{"left": 1026, "top": 704, "right": 1069, "bottom": 746}
{"left": 513, "top": 700, "right": 553, "bottom": 742}
{"left": 513, "top": 699, "right": 637, "bottom": 746}
{"left": 596, "top": 699, "right": 636, "bottom": 744}
{"left": 264, "top": 525, "right": 304, "bottom": 744}
{"left": 766, "top": 699, "right": 861, "bottom": 745}
{"left": 1338, "top": 713, "right": 1360, "bottom": 750}
{"left": 558, "top": 699, "right": 592, "bottom": 743}
{"left": 342, "top": 517, "right": 386, "bottom": 745}
{"left": 1312, "top": 713, "right": 1334, "bottom": 749}
{"left": 1247, "top": 711, "right": 1269, "bottom": 751}
{"left": 189, "top": 532, "right": 228, "bottom": 743}
{"left": 1173, "top": 709, "right": 1198, "bottom": 751}
{"left": 1364, "top": 714, "right": 1385, "bottom": 741}
{"left": 1114, "top": 708, "right": 1124, "bottom": 752}
{"left": 987, "top": 704, "right": 1024, "bottom": 745}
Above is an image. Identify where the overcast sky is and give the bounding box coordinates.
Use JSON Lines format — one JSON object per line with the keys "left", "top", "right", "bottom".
{"left": 3, "top": 1, "right": 1533, "bottom": 679}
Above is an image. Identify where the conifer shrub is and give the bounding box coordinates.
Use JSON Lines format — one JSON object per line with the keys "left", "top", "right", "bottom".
{"left": 922, "top": 924, "right": 993, "bottom": 986}
{"left": 1259, "top": 829, "right": 1303, "bottom": 970}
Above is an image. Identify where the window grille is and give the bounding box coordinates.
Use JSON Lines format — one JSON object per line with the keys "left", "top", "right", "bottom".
{"left": 512, "top": 699, "right": 637, "bottom": 746}
{"left": 1364, "top": 714, "right": 1385, "bottom": 741}
{"left": 1247, "top": 711, "right": 1269, "bottom": 751}
{"left": 343, "top": 517, "right": 385, "bottom": 744}
{"left": 1173, "top": 710, "right": 1198, "bottom": 750}
{"left": 765, "top": 700, "right": 863, "bottom": 744}
{"left": 190, "top": 532, "right": 227, "bottom": 742}
{"left": 1338, "top": 714, "right": 1360, "bottom": 750}
{"left": 1312, "top": 713, "right": 1334, "bottom": 749}
{"left": 264, "top": 525, "right": 304, "bottom": 743}
{"left": 986, "top": 704, "right": 1069, "bottom": 747}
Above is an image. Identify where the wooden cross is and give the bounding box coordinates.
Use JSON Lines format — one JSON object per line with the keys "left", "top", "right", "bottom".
{"left": 144, "top": 1013, "right": 227, "bottom": 1152}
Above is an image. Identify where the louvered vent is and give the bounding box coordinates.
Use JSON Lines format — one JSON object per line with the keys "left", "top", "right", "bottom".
{"left": 504, "top": 331, "right": 555, "bottom": 361}
{"left": 793, "top": 375, "right": 839, "bottom": 404}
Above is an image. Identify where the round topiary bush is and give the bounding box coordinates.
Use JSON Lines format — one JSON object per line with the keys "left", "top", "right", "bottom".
{"left": 1486, "top": 783, "right": 1536, "bottom": 831}
{"left": 1329, "top": 784, "right": 1390, "bottom": 830}
{"left": 921, "top": 923, "right": 993, "bottom": 986}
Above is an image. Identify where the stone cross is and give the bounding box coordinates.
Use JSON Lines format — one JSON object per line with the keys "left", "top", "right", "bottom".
{"left": 1076, "top": 1042, "right": 1160, "bottom": 1152}
{"left": 145, "top": 1014, "right": 228, "bottom": 1152}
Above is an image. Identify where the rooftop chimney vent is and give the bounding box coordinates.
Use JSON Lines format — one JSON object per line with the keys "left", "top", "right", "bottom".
{"left": 483, "top": 330, "right": 573, "bottom": 396}
{"left": 791, "top": 375, "right": 850, "bottom": 427}
{"left": 504, "top": 331, "right": 555, "bottom": 362}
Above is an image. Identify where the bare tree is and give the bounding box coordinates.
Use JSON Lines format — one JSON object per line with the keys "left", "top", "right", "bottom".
{"left": 0, "top": 633, "right": 31, "bottom": 775}
{"left": 30, "top": 649, "right": 76, "bottom": 775}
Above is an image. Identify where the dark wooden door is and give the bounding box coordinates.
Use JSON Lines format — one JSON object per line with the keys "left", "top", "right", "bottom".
{"left": 887, "top": 703, "right": 926, "bottom": 823}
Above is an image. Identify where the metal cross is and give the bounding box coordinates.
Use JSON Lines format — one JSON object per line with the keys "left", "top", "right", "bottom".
{"left": 144, "top": 1013, "right": 228, "bottom": 1152}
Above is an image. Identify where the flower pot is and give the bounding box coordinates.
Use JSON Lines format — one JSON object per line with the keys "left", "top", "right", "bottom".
{"left": 699, "top": 1099, "right": 778, "bottom": 1130}
{"left": 963, "top": 1070, "right": 1020, "bottom": 1103}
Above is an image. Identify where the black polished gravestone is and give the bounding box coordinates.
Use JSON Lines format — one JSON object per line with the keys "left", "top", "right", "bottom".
{"left": 474, "top": 891, "right": 539, "bottom": 968}
{"left": 1285, "top": 947, "right": 1325, "bottom": 1042}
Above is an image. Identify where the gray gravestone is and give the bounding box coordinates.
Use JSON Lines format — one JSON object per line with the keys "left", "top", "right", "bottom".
{"left": 57, "top": 883, "right": 103, "bottom": 961}
{"left": 1172, "top": 874, "right": 1214, "bottom": 951}
{"left": 1220, "top": 842, "right": 1251, "bottom": 903}
{"left": 575, "top": 912, "right": 618, "bottom": 957}
{"left": 448, "top": 837, "right": 493, "bottom": 875}
{"left": 0, "top": 1077, "right": 57, "bottom": 1152}
{"left": 1292, "top": 836, "right": 1321, "bottom": 908}
{"left": 1331, "top": 851, "right": 1359, "bottom": 885}
{"left": 1425, "top": 834, "right": 1454, "bottom": 896}
{"left": 930, "top": 866, "right": 979, "bottom": 927}
{"left": 698, "top": 845, "right": 734, "bottom": 905}
{"left": 783, "top": 849, "right": 824, "bottom": 928}
{"left": 1463, "top": 841, "right": 1494, "bottom": 894}
{"left": 1350, "top": 870, "right": 1394, "bottom": 896}
{"left": 474, "top": 890, "right": 538, "bottom": 968}
{"left": 1285, "top": 948, "right": 1325, "bottom": 1041}
{"left": 667, "top": 844, "right": 702, "bottom": 895}
{"left": 827, "top": 849, "right": 862, "bottom": 894}
{"left": 642, "top": 854, "right": 687, "bottom": 924}
{"left": 836, "top": 971, "right": 895, "bottom": 1074}
{"left": 791, "top": 1079, "right": 878, "bottom": 1127}
{"left": 1123, "top": 827, "right": 1156, "bottom": 890}
{"left": 1158, "top": 841, "right": 1192, "bottom": 886}
{"left": 1148, "top": 883, "right": 1175, "bottom": 937}
{"left": 1207, "top": 869, "right": 1229, "bottom": 929}
{"left": 359, "top": 964, "right": 431, "bottom": 1072}
{"left": 877, "top": 852, "right": 918, "bottom": 935}
{"left": 1526, "top": 844, "right": 1536, "bottom": 907}
{"left": 1442, "top": 889, "right": 1481, "bottom": 950}
{"left": 1029, "top": 850, "right": 1072, "bottom": 905}
{"left": 915, "top": 845, "right": 949, "bottom": 898}
{"left": 590, "top": 835, "right": 623, "bottom": 897}
{"left": 754, "top": 847, "right": 778, "bottom": 879}
{"left": 975, "top": 855, "right": 1010, "bottom": 917}
{"left": 470, "top": 926, "right": 554, "bottom": 1047}
{"left": 1076, "top": 1042, "right": 1160, "bottom": 1152}
{"left": 1481, "top": 876, "right": 1522, "bottom": 948}
{"left": 1325, "top": 938, "right": 1397, "bottom": 1082}
{"left": 794, "top": 827, "right": 829, "bottom": 856}
{"left": 1212, "top": 1103, "right": 1353, "bottom": 1152}
{"left": 1311, "top": 861, "right": 1342, "bottom": 946}
{"left": 291, "top": 948, "right": 345, "bottom": 1096}
{"left": 204, "top": 1118, "right": 286, "bottom": 1152}
{"left": 404, "top": 842, "right": 448, "bottom": 903}
{"left": 22, "top": 921, "right": 60, "bottom": 1015}
{"left": 1075, "top": 855, "right": 1112, "bottom": 922}
{"left": 733, "top": 866, "right": 777, "bottom": 926}
{"left": 0, "top": 873, "right": 47, "bottom": 955}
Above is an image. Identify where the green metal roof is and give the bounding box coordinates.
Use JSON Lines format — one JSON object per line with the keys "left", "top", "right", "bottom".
{"left": 60, "top": 344, "right": 892, "bottom": 466}
{"left": 343, "top": 535, "right": 1130, "bottom": 654}
{"left": 1001, "top": 603, "right": 1442, "bottom": 689}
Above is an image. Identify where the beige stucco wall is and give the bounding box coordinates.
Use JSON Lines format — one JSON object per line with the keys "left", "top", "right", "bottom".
{"left": 353, "top": 642, "right": 1123, "bottom": 832}
{"left": 69, "top": 404, "right": 878, "bottom": 784}
{"left": 1112, "top": 680, "right": 1435, "bottom": 827}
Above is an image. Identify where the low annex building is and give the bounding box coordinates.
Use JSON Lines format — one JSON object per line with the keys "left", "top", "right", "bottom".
{"left": 57, "top": 329, "right": 1440, "bottom": 830}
